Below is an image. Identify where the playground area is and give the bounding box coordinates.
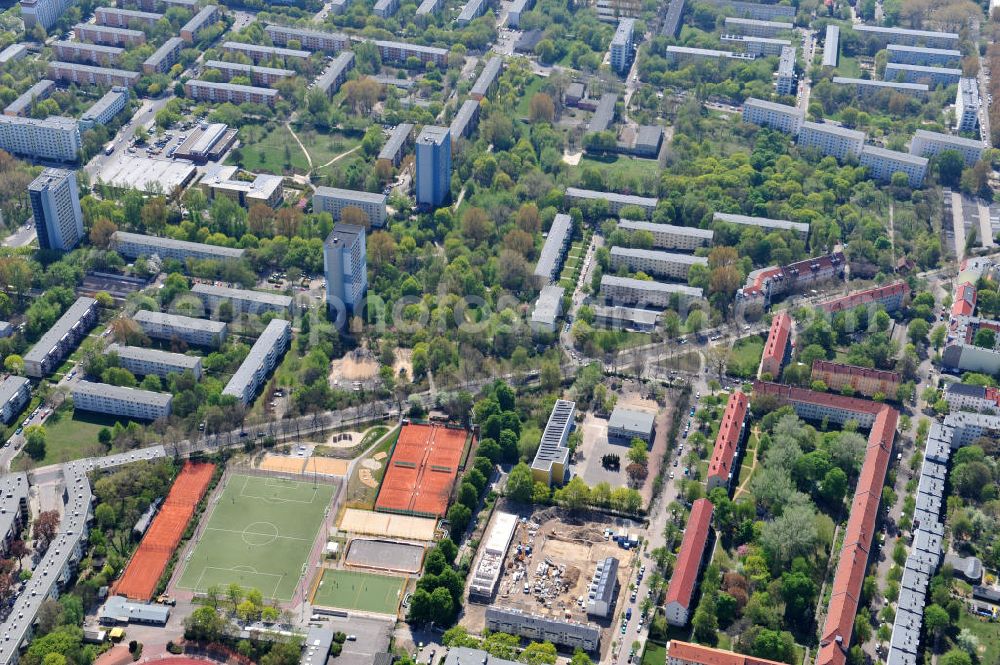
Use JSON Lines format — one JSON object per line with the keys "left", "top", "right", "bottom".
{"left": 114, "top": 461, "right": 215, "bottom": 601}
{"left": 175, "top": 474, "right": 335, "bottom": 602}
{"left": 310, "top": 568, "right": 406, "bottom": 615}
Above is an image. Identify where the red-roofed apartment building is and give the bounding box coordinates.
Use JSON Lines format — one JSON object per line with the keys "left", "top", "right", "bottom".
{"left": 667, "top": 641, "right": 787, "bottom": 665}
{"left": 751, "top": 381, "right": 898, "bottom": 665}
{"left": 818, "top": 281, "right": 908, "bottom": 314}
{"left": 758, "top": 311, "right": 792, "bottom": 380}
{"left": 952, "top": 282, "right": 977, "bottom": 318}
{"left": 811, "top": 360, "right": 902, "bottom": 399}
{"left": 707, "top": 391, "right": 749, "bottom": 492}
{"left": 665, "top": 498, "right": 714, "bottom": 627}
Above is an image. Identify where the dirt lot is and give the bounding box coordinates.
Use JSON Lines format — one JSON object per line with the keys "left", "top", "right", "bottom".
{"left": 462, "top": 508, "right": 637, "bottom": 658}
{"left": 329, "top": 348, "right": 379, "bottom": 383}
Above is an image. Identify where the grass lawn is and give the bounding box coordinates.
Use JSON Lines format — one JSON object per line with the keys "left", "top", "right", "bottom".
{"left": 836, "top": 55, "right": 862, "bottom": 78}
{"left": 515, "top": 76, "right": 546, "bottom": 118}
{"left": 641, "top": 642, "right": 666, "bottom": 665}
{"left": 728, "top": 336, "right": 764, "bottom": 378}
{"left": 176, "top": 474, "right": 335, "bottom": 601}
{"left": 346, "top": 426, "right": 401, "bottom": 509}
{"left": 577, "top": 154, "right": 661, "bottom": 191}
{"left": 231, "top": 124, "right": 362, "bottom": 175}
{"left": 311, "top": 568, "right": 406, "bottom": 615}
{"left": 16, "top": 406, "right": 137, "bottom": 468}
{"left": 958, "top": 612, "right": 1000, "bottom": 664}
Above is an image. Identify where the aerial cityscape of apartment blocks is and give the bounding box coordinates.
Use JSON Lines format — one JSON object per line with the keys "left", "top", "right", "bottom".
{"left": 180, "top": 4, "right": 220, "bottom": 41}
{"left": 665, "top": 498, "right": 713, "bottom": 626}
{"left": 665, "top": 45, "right": 755, "bottom": 66}
{"left": 886, "top": 44, "right": 961, "bottom": 67}
{"left": 314, "top": 52, "right": 355, "bottom": 96}
{"left": 742, "top": 97, "right": 803, "bottom": 135}
{"left": 758, "top": 310, "right": 792, "bottom": 379}
{"left": 4, "top": 80, "right": 55, "bottom": 117}
{"left": 95, "top": 6, "right": 164, "bottom": 27}
{"left": 533, "top": 214, "right": 572, "bottom": 284}
{"left": 106, "top": 344, "right": 204, "bottom": 381}
{"left": 450, "top": 99, "right": 482, "bottom": 142}
{"left": 203, "top": 61, "right": 295, "bottom": 87}
{"left": 955, "top": 77, "right": 980, "bottom": 132}
{"left": 0, "top": 377, "right": 31, "bottom": 425}
{"left": 609, "top": 247, "right": 708, "bottom": 281}
{"left": 264, "top": 24, "right": 350, "bottom": 52}
{"left": 470, "top": 56, "right": 503, "bottom": 100}
{"left": 909, "top": 129, "right": 984, "bottom": 167}
{"left": 724, "top": 17, "right": 791, "bottom": 38}
{"left": 883, "top": 62, "right": 962, "bottom": 87}
{"left": 323, "top": 223, "right": 368, "bottom": 316}
{"left": 222, "top": 41, "right": 310, "bottom": 63}
{"left": 811, "top": 360, "right": 902, "bottom": 398}
{"left": 133, "top": 310, "right": 228, "bottom": 348}
{"left": 142, "top": 37, "right": 185, "bottom": 74}
{"left": 853, "top": 24, "right": 958, "bottom": 48}
{"left": 221, "top": 319, "right": 292, "bottom": 405}
{"left": 191, "top": 283, "right": 293, "bottom": 316}
{"left": 455, "top": 0, "right": 490, "bottom": 25}
{"left": 565, "top": 187, "right": 658, "bottom": 216}
{"left": 818, "top": 281, "right": 908, "bottom": 314}
{"left": 373, "top": 0, "right": 399, "bottom": 18}
{"left": 719, "top": 34, "right": 790, "bottom": 57}
{"left": 616, "top": 220, "right": 713, "bottom": 251}
{"left": 377, "top": 123, "right": 414, "bottom": 168}
{"left": 609, "top": 18, "right": 635, "bottom": 74}
{"left": 416, "top": 0, "right": 444, "bottom": 17}
{"left": 0, "top": 115, "right": 81, "bottom": 162}
{"left": 706, "top": 391, "right": 749, "bottom": 491}
{"left": 183, "top": 80, "right": 278, "bottom": 107}
{"left": 506, "top": 0, "right": 533, "bottom": 25}
{"left": 374, "top": 40, "right": 448, "bottom": 66}
{"left": 313, "top": 187, "right": 388, "bottom": 228}
{"left": 47, "top": 61, "right": 141, "bottom": 88}
{"left": 831, "top": 77, "right": 928, "bottom": 97}
{"left": 859, "top": 145, "right": 928, "bottom": 187}
{"left": 712, "top": 212, "right": 810, "bottom": 239}
{"left": 23, "top": 297, "right": 98, "bottom": 378}
{"left": 530, "top": 400, "right": 575, "bottom": 485}
{"left": 600, "top": 275, "right": 703, "bottom": 308}
{"left": 72, "top": 381, "right": 173, "bottom": 420}
{"left": 29, "top": 168, "right": 84, "bottom": 251}
{"left": 775, "top": 46, "right": 795, "bottom": 95}
{"left": 79, "top": 86, "right": 129, "bottom": 130}
{"left": 797, "top": 121, "right": 865, "bottom": 161}
{"left": 594, "top": 0, "right": 639, "bottom": 21}
{"left": 697, "top": 0, "right": 794, "bottom": 20}
{"left": 52, "top": 41, "right": 124, "bottom": 66}
{"left": 821, "top": 24, "right": 839, "bottom": 67}
{"left": 20, "top": 0, "right": 73, "bottom": 29}
{"left": 112, "top": 231, "right": 246, "bottom": 263}
{"left": 74, "top": 24, "right": 147, "bottom": 47}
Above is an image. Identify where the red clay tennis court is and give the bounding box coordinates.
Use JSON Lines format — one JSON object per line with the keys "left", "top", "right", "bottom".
{"left": 374, "top": 423, "right": 466, "bottom": 518}
{"left": 113, "top": 461, "right": 215, "bottom": 600}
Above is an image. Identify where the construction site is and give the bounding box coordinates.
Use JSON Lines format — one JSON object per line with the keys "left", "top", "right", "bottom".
{"left": 462, "top": 507, "right": 636, "bottom": 637}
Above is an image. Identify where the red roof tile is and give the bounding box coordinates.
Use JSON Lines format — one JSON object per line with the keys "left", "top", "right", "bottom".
{"left": 667, "top": 641, "right": 787, "bottom": 665}
{"left": 819, "top": 281, "right": 908, "bottom": 313}
{"left": 811, "top": 360, "right": 901, "bottom": 386}
{"left": 665, "top": 498, "right": 713, "bottom": 611}
{"left": 952, "top": 283, "right": 976, "bottom": 318}
{"left": 758, "top": 311, "right": 792, "bottom": 378}
{"left": 707, "top": 391, "right": 749, "bottom": 486}
{"left": 752, "top": 381, "right": 885, "bottom": 416}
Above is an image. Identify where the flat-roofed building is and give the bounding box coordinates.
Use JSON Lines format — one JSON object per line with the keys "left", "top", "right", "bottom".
{"left": 203, "top": 60, "right": 294, "bottom": 87}
{"left": 610, "top": 247, "right": 707, "bottom": 280}
{"left": 811, "top": 360, "right": 901, "bottom": 398}
{"left": 264, "top": 24, "right": 350, "bottom": 52}
{"left": 853, "top": 24, "right": 958, "bottom": 49}
{"left": 860, "top": 145, "right": 928, "bottom": 187}
{"left": 415, "top": 125, "right": 451, "bottom": 207}
{"left": 222, "top": 319, "right": 291, "bottom": 405}
{"left": 720, "top": 34, "right": 790, "bottom": 57}
{"left": 0, "top": 115, "right": 82, "bottom": 162}
{"left": 30, "top": 168, "right": 84, "bottom": 251}
{"left": 887, "top": 44, "right": 960, "bottom": 67}
{"left": 374, "top": 40, "right": 448, "bottom": 67}
{"left": 884, "top": 62, "right": 962, "bottom": 87}
{"left": 724, "top": 17, "right": 791, "bottom": 38}
{"left": 665, "top": 45, "right": 756, "bottom": 66}
{"left": 23, "top": 297, "right": 98, "bottom": 378}
{"left": 0, "top": 377, "right": 31, "bottom": 425}
{"left": 531, "top": 399, "right": 574, "bottom": 485}
{"left": 609, "top": 18, "right": 634, "bottom": 74}
{"left": 588, "top": 93, "right": 617, "bottom": 133}
{"left": 600, "top": 275, "right": 703, "bottom": 308}
{"left": 377, "top": 123, "right": 414, "bottom": 168}
{"left": 107, "top": 343, "right": 202, "bottom": 380}
{"left": 696, "top": 0, "right": 793, "bottom": 20}
{"left": 172, "top": 122, "right": 237, "bottom": 162}
{"left": 416, "top": 0, "right": 444, "bottom": 17}
{"left": 191, "top": 283, "right": 292, "bottom": 316}
{"left": 52, "top": 41, "right": 123, "bottom": 66}
{"left": 74, "top": 24, "right": 146, "bottom": 47}
{"left": 706, "top": 391, "right": 749, "bottom": 491}
{"left": 586, "top": 557, "right": 619, "bottom": 618}
{"left": 142, "top": 36, "right": 184, "bottom": 74}
{"left": 758, "top": 310, "right": 791, "bottom": 379}
{"left": 533, "top": 213, "right": 573, "bottom": 284}
{"left": 180, "top": 4, "right": 219, "bottom": 41}
{"left": 910, "top": 129, "right": 984, "bottom": 167}
{"left": 374, "top": 0, "right": 399, "bottom": 18}
{"left": 712, "top": 211, "right": 809, "bottom": 238}
{"left": 798, "top": 121, "right": 865, "bottom": 161}
{"left": 616, "top": 220, "right": 712, "bottom": 251}
{"left": 565, "top": 187, "right": 657, "bottom": 216}
{"left": 95, "top": 6, "right": 163, "bottom": 27}
{"left": 484, "top": 607, "right": 599, "bottom": 652}
{"left": 471, "top": 56, "right": 503, "bottom": 100}
{"left": 741, "top": 97, "right": 803, "bottom": 135}
{"left": 505, "top": 0, "right": 534, "bottom": 25}
{"left": 201, "top": 167, "right": 284, "bottom": 208}
{"left": 591, "top": 304, "right": 659, "bottom": 332}
{"left": 831, "top": 76, "right": 929, "bottom": 97}
{"left": 456, "top": 0, "right": 492, "bottom": 25}
{"left": 661, "top": 0, "right": 684, "bottom": 36}
{"left": 469, "top": 512, "right": 518, "bottom": 602}
{"left": 79, "top": 86, "right": 129, "bottom": 130}
{"left": 450, "top": 99, "right": 482, "bottom": 143}
{"left": 776, "top": 46, "right": 795, "bottom": 95}
{"left": 530, "top": 284, "right": 564, "bottom": 333}
{"left": 607, "top": 405, "right": 655, "bottom": 445}
{"left": 0, "top": 473, "right": 29, "bottom": 554}
{"left": 21, "top": 0, "right": 73, "bottom": 30}
{"left": 955, "top": 77, "right": 980, "bottom": 133}
{"left": 324, "top": 223, "right": 367, "bottom": 316}
{"left": 184, "top": 80, "right": 277, "bottom": 107}
{"left": 222, "top": 41, "right": 310, "bottom": 63}
{"left": 72, "top": 381, "right": 172, "bottom": 420}
{"left": 133, "top": 310, "right": 227, "bottom": 348}
{"left": 822, "top": 24, "right": 839, "bottom": 67}
{"left": 4, "top": 80, "right": 55, "bottom": 117}
{"left": 595, "top": 0, "right": 639, "bottom": 21}
{"left": 112, "top": 231, "right": 245, "bottom": 263}
{"left": 632, "top": 124, "right": 663, "bottom": 157}
{"left": 314, "top": 51, "right": 354, "bottom": 96}
{"left": 0, "top": 44, "right": 28, "bottom": 65}
{"left": 47, "top": 61, "right": 140, "bottom": 87}
{"left": 665, "top": 498, "right": 713, "bottom": 626}
{"left": 313, "top": 186, "right": 387, "bottom": 228}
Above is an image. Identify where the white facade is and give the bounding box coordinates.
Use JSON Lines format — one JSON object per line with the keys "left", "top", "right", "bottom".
{"left": 133, "top": 310, "right": 228, "bottom": 348}
{"left": 610, "top": 247, "right": 707, "bottom": 280}
{"left": 112, "top": 231, "right": 245, "bottom": 262}
{"left": 72, "top": 381, "right": 172, "bottom": 420}
{"left": 609, "top": 18, "right": 634, "bottom": 74}
{"left": 600, "top": 275, "right": 702, "bottom": 308}
{"left": 724, "top": 17, "right": 791, "bottom": 38}
{"left": 21, "top": 0, "right": 73, "bottom": 29}
{"left": 222, "top": 319, "right": 291, "bottom": 405}
{"left": 884, "top": 62, "right": 962, "bottom": 87}
{"left": 742, "top": 97, "right": 803, "bottom": 135}
{"left": 191, "top": 283, "right": 292, "bottom": 316}
{"left": 797, "top": 121, "right": 865, "bottom": 161}
{"left": 909, "top": 129, "right": 984, "bottom": 167}
{"left": 29, "top": 168, "right": 84, "bottom": 251}
{"left": 106, "top": 344, "right": 203, "bottom": 380}
{"left": 313, "top": 187, "right": 387, "bottom": 228}
{"left": 0, "top": 115, "right": 81, "bottom": 162}
{"left": 324, "top": 223, "right": 368, "bottom": 316}
{"left": 616, "top": 220, "right": 712, "bottom": 251}
{"left": 955, "top": 77, "right": 980, "bottom": 133}
{"left": 0, "top": 377, "right": 31, "bottom": 425}
{"left": 859, "top": 145, "right": 928, "bottom": 187}
{"left": 565, "top": 187, "right": 657, "bottom": 216}
{"left": 775, "top": 45, "right": 795, "bottom": 96}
